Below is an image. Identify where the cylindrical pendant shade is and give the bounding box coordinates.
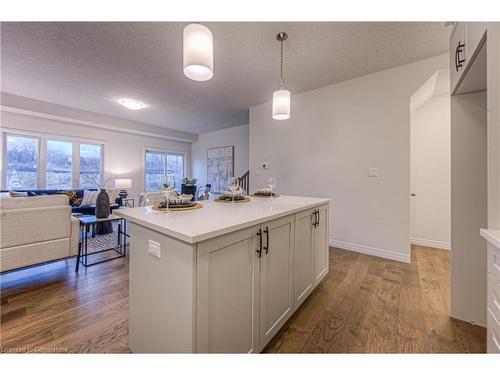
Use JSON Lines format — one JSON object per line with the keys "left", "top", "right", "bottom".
{"left": 272, "top": 89, "right": 291, "bottom": 120}
{"left": 183, "top": 24, "right": 213, "bottom": 81}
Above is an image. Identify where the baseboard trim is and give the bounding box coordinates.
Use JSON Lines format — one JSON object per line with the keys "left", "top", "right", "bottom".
{"left": 410, "top": 237, "right": 451, "bottom": 250}
{"left": 329, "top": 240, "right": 411, "bottom": 264}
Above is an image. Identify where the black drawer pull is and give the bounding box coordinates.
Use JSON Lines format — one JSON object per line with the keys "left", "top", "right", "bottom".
{"left": 264, "top": 226, "right": 269, "bottom": 254}
{"left": 256, "top": 228, "right": 262, "bottom": 257}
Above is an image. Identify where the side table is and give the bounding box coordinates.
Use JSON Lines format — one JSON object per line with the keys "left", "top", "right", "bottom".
{"left": 75, "top": 214, "right": 128, "bottom": 272}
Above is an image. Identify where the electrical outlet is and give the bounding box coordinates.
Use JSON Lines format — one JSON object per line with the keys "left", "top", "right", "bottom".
{"left": 368, "top": 168, "right": 379, "bottom": 177}
{"left": 148, "top": 240, "right": 161, "bottom": 258}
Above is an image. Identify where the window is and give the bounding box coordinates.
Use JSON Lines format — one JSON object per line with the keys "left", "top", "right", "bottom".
{"left": 80, "top": 143, "right": 103, "bottom": 189}
{"left": 5, "top": 135, "right": 39, "bottom": 190}
{"left": 46, "top": 140, "right": 73, "bottom": 189}
{"left": 2, "top": 132, "right": 104, "bottom": 190}
{"left": 145, "top": 150, "right": 185, "bottom": 192}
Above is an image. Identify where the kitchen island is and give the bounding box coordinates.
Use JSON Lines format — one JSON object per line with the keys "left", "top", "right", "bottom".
{"left": 114, "top": 195, "right": 330, "bottom": 353}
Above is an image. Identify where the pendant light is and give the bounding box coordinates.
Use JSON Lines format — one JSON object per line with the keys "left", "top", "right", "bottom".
{"left": 183, "top": 23, "right": 213, "bottom": 81}
{"left": 272, "top": 32, "right": 290, "bottom": 120}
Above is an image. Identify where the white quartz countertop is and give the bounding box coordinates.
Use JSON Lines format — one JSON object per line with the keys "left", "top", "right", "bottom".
{"left": 114, "top": 195, "right": 330, "bottom": 244}
{"left": 480, "top": 228, "right": 500, "bottom": 249}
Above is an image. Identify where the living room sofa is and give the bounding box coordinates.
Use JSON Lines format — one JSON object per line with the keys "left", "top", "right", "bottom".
{"left": 0, "top": 189, "right": 120, "bottom": 215}
{"left": 0, "top": 194, "right": 80, "bottom": 272}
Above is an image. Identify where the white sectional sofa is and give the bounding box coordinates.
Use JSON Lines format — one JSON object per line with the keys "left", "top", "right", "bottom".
{"left": 0, "top": 194, "right": 80, "bottom": 272}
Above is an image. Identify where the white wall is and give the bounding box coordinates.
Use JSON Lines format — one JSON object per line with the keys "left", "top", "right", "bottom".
{"left": 249, "top": 54, "right": 449, "bottom": 263}
{"left": 450, "top": 91, "right": 487, "bottom": 327}
{"left": 0, "top": 110, "right": 191, "bottom": 201}
{"left": 191, "top": 124, "right": 249, "bottom": 187}
{"left": 410, "top": 69, "right": 451, "bottom": 250}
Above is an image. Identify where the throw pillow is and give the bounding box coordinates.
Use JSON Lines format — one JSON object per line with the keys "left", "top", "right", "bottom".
{"left": 81, "top": 190, "right": 98, "bottom": 206}
{"left": 57, "top": 191, "right": 82, "bottom": 207}
{"left": 10, "top": 191, "right": 28, "bottom": 197}
{"left": 106, "top": 188, "right": 119, "bottom": 205}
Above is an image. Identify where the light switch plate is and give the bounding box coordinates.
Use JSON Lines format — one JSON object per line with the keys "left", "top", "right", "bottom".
{"left": 148, "top": 240, "right": 161, "bottom": 258}
{"left": 368, "top": 168, "right": 379, "bottom": 177}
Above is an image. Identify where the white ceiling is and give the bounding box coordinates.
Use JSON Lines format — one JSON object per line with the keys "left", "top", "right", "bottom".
{"left": 1, "top": 22, "right": 450, "bottom": 134}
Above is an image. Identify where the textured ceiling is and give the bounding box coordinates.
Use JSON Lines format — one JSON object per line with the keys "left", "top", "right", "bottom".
{"left": 1, "top": 22, "right": 450, "bottom": 134}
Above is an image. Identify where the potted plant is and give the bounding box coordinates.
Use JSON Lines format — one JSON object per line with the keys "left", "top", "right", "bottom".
{"left": 181, "top": 177, "right": 198, "bottom": 201}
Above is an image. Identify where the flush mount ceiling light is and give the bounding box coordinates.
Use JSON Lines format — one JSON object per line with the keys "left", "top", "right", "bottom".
{"left": 119, "top": 98, "right": 145, "bottom": 110}
{"left": 272, "top": 32, "right": 291, "bottom": 121}
{"left": 183, "top": 23, "right": 214, "bottom": 81}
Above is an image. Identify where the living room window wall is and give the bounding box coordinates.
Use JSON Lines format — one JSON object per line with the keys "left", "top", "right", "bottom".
{"left": 2, "top": 132, "right": 104, "bottom": 191}
{"left": 144, "top": 149, "right": 185, "bottom": 192}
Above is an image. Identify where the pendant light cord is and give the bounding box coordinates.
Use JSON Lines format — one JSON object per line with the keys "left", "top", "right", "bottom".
{"left": 280, "top": 39, "right": 284, "bottom": 89}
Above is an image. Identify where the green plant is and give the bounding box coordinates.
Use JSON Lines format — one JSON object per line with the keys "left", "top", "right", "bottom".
{"left": 182, "top": 177, "right": 198, "bottom": 186}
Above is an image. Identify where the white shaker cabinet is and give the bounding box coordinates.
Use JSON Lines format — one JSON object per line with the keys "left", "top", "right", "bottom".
{"left": 293, "top": 209, "right": 315, "bottom": 309}
{"left": 196, "top": 225, "right": 261, "bottom": 353}
{"left": 259, "top": 215, "right": 294, "bottom": 348}
{"left": 480, "top": 229, "right": 500, "bottom": 353}
{"left": 450, "top": 22, "right": 467, "bottom": 94}
{"left": 450, "top": 22, "right": 487, "bottom": 94}
{"left": 313, "top": 205, "right": 329, "bottom": 287}
{"left": 487, "top": 237, "right": 500, "bottom": 353}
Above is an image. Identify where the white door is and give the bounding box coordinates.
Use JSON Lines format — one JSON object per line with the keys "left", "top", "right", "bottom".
{"left": 259, "top": 214, "right": 294, "bottom": 349}
{"left": 312, "top": 205, "right": 329, "bottom": 287}
{"left": 410, "top": 72, "right": 451, "bottom": 250}
{"left": 293, "top": 208, "right": 314, "bottom": 310}
{"left": 196, "top": 225, "right": 260, "bottom": 353}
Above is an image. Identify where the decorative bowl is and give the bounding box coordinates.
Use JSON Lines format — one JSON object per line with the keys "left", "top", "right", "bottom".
{"left": 165, "top": 194, "right": 193, "bottom": 205}
{"left": 221, "top": 189, "right": 246, "bottom": 199}
{"left": 255, "top": 187, "right": 275, "bottom": 196}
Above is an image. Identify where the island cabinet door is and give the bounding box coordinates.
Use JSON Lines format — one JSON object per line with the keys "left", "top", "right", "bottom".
{"left": 312, "top": 205, "right": 329, "bottom": 287}
{"left": 196, "top": 225, "right": 260, "bottom": 353}
{"left": 259, "top": 214, "right": 294, "bottom": 349}
{"left": 293, "top": 208, "right": 314, "bottom": 310}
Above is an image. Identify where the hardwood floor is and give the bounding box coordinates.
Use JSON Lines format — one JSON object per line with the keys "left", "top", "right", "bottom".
{"left": 0, "top": 246, "right": 485, "bottom": 353}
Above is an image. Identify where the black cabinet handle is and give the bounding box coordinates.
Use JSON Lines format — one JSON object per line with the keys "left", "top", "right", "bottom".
{"left": 264, "top": 226, "right": 269, "bottom": 254}
{"left": 313, "top": 209, "right": 319, "bottom": 228}
{"left": 256, "top": 228, "right": 262, "bottom": 257}
{"left": 455, "top": 41, "right": 465, "bottom": 72}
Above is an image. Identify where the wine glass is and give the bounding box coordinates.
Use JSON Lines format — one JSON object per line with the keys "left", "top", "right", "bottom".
{"left": 267, "top": 177, "right": 277, "bottom": 196}
{"left": 228, "top": 177, "right": 239, "bottom": 203}
{"left": 161, "top": 175, "right": 176, "bottom": 213}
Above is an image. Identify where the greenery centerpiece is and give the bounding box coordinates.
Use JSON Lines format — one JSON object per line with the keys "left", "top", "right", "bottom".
{"left": 181, "top": 177, "right": 198, "bottom": 201}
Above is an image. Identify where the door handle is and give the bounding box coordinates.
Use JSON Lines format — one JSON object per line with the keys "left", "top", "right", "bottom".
{"left": 455, "top": 41, "right": 465, "bottom": 72}
{"left": 316, "top": 210, "right": 320, "bottom": 227}
{"left": 312, "top": 210, "right": 317, "bottom": 227}
{"left": 256, "top": 228, "right": 262, "bottom": 257}
{"left": 263, "top": 226, "right": 269, "bottom": 254}
{"left": 410, "top": 193, "right": 416, "bottom": 197}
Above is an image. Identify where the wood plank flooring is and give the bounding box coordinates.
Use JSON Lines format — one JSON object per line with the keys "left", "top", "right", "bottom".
{"left": 0, "top": 246, "right": 486, "bottom": 353}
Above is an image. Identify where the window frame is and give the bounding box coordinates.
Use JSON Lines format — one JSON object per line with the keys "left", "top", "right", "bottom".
{"left": 2, "top": 132, "right": 41, "bottom": 190}
{"left": 1, "top": 129, "right": 105, "bottom": 190}
{"left": 143, "top": 147, "right": 187, "bottom": 193}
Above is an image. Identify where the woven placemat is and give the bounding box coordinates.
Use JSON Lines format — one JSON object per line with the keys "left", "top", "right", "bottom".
{"left": 152, "top": 203, "right": 203, "bottom": 212}
{"left": 214, "top": 197, "right": 251, "bottom": 203}
{"left": 250, "top": 194, "right": 280, "bottom": 198}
